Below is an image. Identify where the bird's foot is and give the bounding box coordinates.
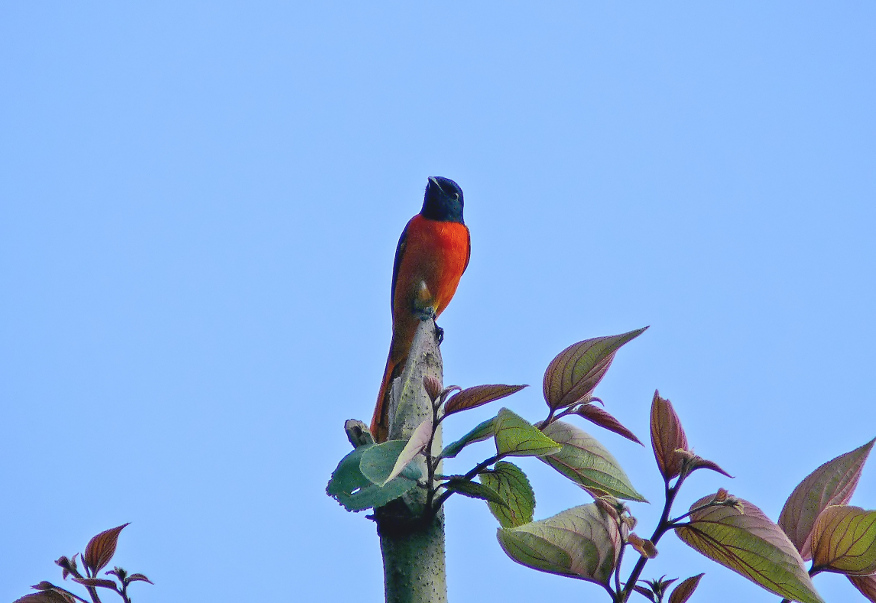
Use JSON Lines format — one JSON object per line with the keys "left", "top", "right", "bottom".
{"left": 435, "top": 324, "right": 444, "bottom": 344}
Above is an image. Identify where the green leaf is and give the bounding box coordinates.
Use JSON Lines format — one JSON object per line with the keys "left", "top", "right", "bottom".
{"left": 479, "top": 461, "right": 535, "bottom": 528}
{"left": 497, "top": 503, "right": 621, "bottom": 585}
{"left": 779, "top": 438, "right": 875, "bottom": 559}
{"left": 676, "top": 495, "right": 824, "bottom": 603}
{"left": 439, "top": 416, "right": 497, "bottom": 460}
{"left": 494, "top": 408, "right": 562, "bottom": 457}
{"left": 811, "top": 505, "right": 876, "bottom": 576}
{"left": 442, "top": 478, "right": 507, "bottom": 507}
{"left": 381, "top": 418, "right": 432, "bottom": 485}
{"left": 326, "top": 445, "right": 420, "bottom": 512}
{"left": 540, "top": 420, "right": 645, "bottom": 501}
{"left": 542, "top": 327, "right": 647, "bottom": 411}
{"left": 360, "top": 440, "right": 415, "bottom": 486}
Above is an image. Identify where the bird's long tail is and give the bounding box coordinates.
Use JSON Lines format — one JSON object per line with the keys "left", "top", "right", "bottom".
{"left": 370, "top": 351, "right": 404, "bottom": 443}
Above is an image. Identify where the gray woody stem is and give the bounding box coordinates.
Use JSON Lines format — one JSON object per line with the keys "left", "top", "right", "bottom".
{"left": 376, "top": 318, "right": 447, "bottom": 603}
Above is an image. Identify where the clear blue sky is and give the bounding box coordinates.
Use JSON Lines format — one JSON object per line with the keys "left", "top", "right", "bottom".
{"left": 2, "top": 3, "right": 875, "bottom": 602}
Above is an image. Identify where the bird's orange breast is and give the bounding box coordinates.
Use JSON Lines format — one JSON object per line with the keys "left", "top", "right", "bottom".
{"left": 392, "top": 214, "right": 470, "bottom": 323}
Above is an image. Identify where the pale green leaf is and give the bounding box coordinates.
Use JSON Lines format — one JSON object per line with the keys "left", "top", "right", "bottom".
{"left": 497, "top": 503, "right": 621, "bottom": 584}
{"left": 540, "top": 420, "right": 645, "bottom": 501}
{"left": 676, "top": 495, "right": 824, "bottom": 603}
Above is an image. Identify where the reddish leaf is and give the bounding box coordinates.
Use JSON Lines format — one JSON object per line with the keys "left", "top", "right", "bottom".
{"left": 17, "top": 584, "right": 76, "bottom": 603}
{"left": 574, "top": 403, "right": 642, "bottom": 445}
{"left": 650, "top": 391, "right": 689, "bottom": 481}
{"left": 686, "top": 455, "right": 732, "bottom": 478}
{"left": 779, "top": 438, "right": 874, "bottom": 559}
{"left": 676, "top": 495, "right": 823, "bottom": 603}
{"left": 668, "top": 573, "right": 705, "bottom": 603}
{"left": 126, "top": 573, "right": 154, "bottom": 584}
{"left": 73, "top": 577, "right": 117, "bottom": 588}
{"left": 14, "top": 593, "right": 75, "bottom": 603}
{"left": 443, "top": 384, "right": 527, "bottom": 418}
{"left": 850, "top": 574, "right": 876, "bottom": 602}
{"left": 632, "top": 584, "right": 657, "bottom": 602}
{"left": 810, "top": 505, "right": 876, "bottom": 576}
{"left": 542, "top": 328, "right": 647, "bottom": 411}
{"left": 83, "top": 524, "right": 129, "bottom": 574}
{"left": 423, "top": 375, "right": 443, "bottom": 402}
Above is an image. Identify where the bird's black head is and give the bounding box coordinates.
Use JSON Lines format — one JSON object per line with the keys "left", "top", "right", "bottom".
{"left": 421, "top": 176, "right": 464, "bottom": 224}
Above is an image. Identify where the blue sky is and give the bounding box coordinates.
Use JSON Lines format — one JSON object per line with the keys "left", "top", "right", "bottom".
{"left": 2, "top": 3, "right": 875, "bottom": 602}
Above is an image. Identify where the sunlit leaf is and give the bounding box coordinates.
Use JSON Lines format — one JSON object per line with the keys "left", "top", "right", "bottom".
{"left": 542, "top": 328, "right": 647, "bottom": 411}
{"left": 668, "top": 573, "right": 705, "bottom": 603}
{"left": 676, "top": 495, "right": 823, "bottom": 603}
{"left": 439, "top": 416, "right": 497, "bottom": 460}
{"left": 540, "top": 420, "right": 645, "bottom": 501}
{"left": 810, "top": 505, "right": 876, "bottom": 576}
{"left": 443, "top": 384, "right": 527, "bottom": 418}
{"left": 83, "top": 524, "right": 129, "bottom": 574}
{"left": 779, "top": 438, "right": 875, "bottom": 559}
{"left": 497, "top": 503, "right": 621, "bottom": 584}
{"left": 494, "top": 408, "right": 562, "bottom": 457}
{"left": 573, "top": 403, "right": 642, "bottom": 445}
{"left": 326, "top": 444, "right": 420, "bottom": 511}
{"left": 650, "top": 390, "right": 689, "bottom": 481}
{"left": 479, "top": 461, "right": 535, "bottom": 528}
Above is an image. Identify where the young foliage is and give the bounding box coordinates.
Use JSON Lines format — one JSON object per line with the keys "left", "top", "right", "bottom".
{"left": 442, "top": 478, "right": 507, "bottom": 507}
{"left": 573, "top": 403, "right": 642, "bottom": 445}
{"left": 442, "top": 384, "right": 527, "bottom": 418}
{"left": 540, "top": 420, "right": 645, "bottom": 501}
{"left": 650, "top": 391, "right": 689, "bottom": 481}
{"left": 779, "top": 438, "right": 875, "bottom": 559}
{"left": 14, "top": 526, "right": 150, "bottom": 603}
{"left": 850, "top": 574, "right": 876, "bottom": 602}
{"left": 667, "top": 573, "right": 704, "bottom": 603}
{"left": 494, "top": 407, "right": 562, "bottom": 457}
{"left": 326, "top": 443, "right": 421, "bottom": 511}
{"left": 479, "top": 461, "right": 536, "bottom": 528}
{"left": 543, "top": 327, "right": 647, "bottom": 411}
{"left": 497, "top": 503, "right": 622, "bottom": 585}
{"left": 675, "top": 495, "right": 824, "bottom": 603}
{"left": 439, "top": 415, "right": 497, "bottom": 460}
{"left": 810, "top": 506, "right": 876, "bottom": 576}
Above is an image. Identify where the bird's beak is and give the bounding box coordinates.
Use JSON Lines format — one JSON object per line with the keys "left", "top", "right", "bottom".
{"left": 428, "top": 176, "right": 443, "bottom": 193}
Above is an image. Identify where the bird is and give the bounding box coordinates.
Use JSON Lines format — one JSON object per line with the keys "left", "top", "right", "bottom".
{"left": 370, "top": 176, "right": 471, "bottom": 442}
